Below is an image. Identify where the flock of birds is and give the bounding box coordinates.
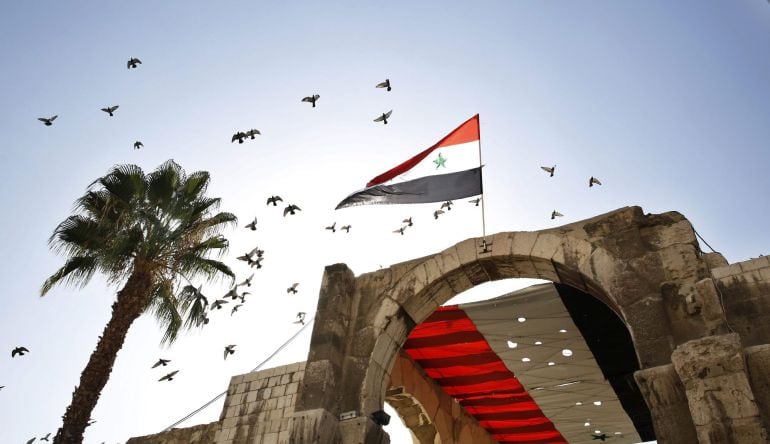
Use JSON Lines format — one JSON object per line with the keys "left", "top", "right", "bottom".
{"left": 539, "top": 165, "right": 603, "bottom": 220}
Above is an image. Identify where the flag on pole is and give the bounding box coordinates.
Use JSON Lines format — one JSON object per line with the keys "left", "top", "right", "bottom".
{"left": 335, "top": 114, "right": 483, "bottom": 209}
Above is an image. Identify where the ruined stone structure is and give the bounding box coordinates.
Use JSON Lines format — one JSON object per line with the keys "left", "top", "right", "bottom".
{"left": 129, "top": 206, "right": 770, "bottom": 443}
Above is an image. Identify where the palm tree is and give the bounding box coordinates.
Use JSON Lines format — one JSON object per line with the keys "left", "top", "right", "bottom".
{"left": 41, "top": 160, "right": 237, "bottom": 444}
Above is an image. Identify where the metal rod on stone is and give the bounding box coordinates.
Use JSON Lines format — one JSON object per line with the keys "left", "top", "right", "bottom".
{"left": 477, "top": 115, "right": 487, "bottom": 242}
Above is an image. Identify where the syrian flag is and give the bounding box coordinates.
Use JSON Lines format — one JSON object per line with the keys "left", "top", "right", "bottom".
{"left": 335, "top": 114, "right": 483, "bottom": 209}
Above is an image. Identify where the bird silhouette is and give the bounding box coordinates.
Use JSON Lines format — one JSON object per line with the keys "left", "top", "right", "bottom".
{"left": 340, "top": 225, "right": 351, "bottom": 233}
{"left": 38, "top": 115, "right": 57, "bottom": 126}
{"left": 151, "top": 358, "right": 171, "bottom": 368}
{"left": 202, "top": 314, "right": 210, "bottom": 325}
{"left": 133, "top": 141, "right": 143, "bottom": 150}
{"left": 591, "top": 433, "right": 610, "bottom": 441}
{"left": 101, "top": 105, "right": 119, "bottom": 116}
{"left": 589, "top": 176, "right": 602, "bottom": 187}
{"left": 325, "top": 222, "right": 336, "bottom": 233}
{"left": 211, "top": 299, "right": 228, "bottom": 310}
{"left": 238, "top": 273, "right": 254, "bottom": 287}
{"left": 238, "top": 292, "right": 250, "bottom": 304}
{"left": 231, "top": 304, "right": 243, "bottom": 316}
{"left": 158, "top": 370, "right": 179, "bottom": 382}
{"left": 440, "top": 201, "right": 453, "bottom": 211}
{"left": 231, "top": 132, "right": 246, "bottom": 144}
{"left": 245, "top": 129, "right": 261, "bottom": 139}
{"left": 284, "top": 204, "right": 301, "bottom": 216}
{"left": 294, "top": 312, "right": 307, "bottom": 325}
{"left": 0, "top": 385, "right": 4, "bottom": 390}
{"left": 433, "top": 210, "right": 445, "bottom": 220}
{"left": 251, "top": 257, "right": 264, "bottom": 269}
{"left": 287, "top": 283, "right": 299, "bottom": 294}
{"left": 40, "top": 433, "right": 51, "bottom": 441}
{"left": 402, "top": 217, "right": 413, "bottom": 227}
{"left": 244, "top": 217, "right": 257, "bottom": 231}
{"left": 11, "top": 347, "right": 29, "bottom": 358}
{"left": 393, "top": 226, "right": 406, "bottom": 235}
{"left": 250, "top": 246, "right": 265, "bottom": 258}
{"left": 127, "top": 57, "right": 142, "bottom": 69}
{"left": 224, "top": 345, "right": 237, "bottom": 360}
{"left": 302, "top": 94, "right": 320, "bottom": 107}
{"left": 375, "top": 79, "right": 391, "bottom": 91}
{"left": 541, "top": 165, "right": 556, "bottom": 177}
{"left": 26, "top": 438, "right": 36, "bottom": 444}
{"left": 266, "top": 195, "right": 283, "bottom": 206}
{"left": 468, "top": 198, "right": 481, "bottom": 206}
{"left": 374, "top": 110, "right": 393, "bottom": 125}
{"left": 551, "top": 210, "right": 564, "bottom": 219}
{"left": 223, "top": 287, "right": 239, "bottom": 300}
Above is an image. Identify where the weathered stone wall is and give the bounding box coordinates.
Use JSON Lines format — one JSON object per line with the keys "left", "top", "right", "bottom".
{"left": 711, "top": 256, "right": 770, "bottom": 347}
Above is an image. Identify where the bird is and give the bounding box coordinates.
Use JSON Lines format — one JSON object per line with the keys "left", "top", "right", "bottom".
{"left": 26, "top": 438, "right": 36, "bottom": 444}
{"left": 231, "top": 304, "right": 243, "bottom": 316}
{"left": 551, "top": 210, "right": 564, "bottom": 219}
{"left": 393, "top": 226, "right": 406, "bottom": 235}
{"left": 325, "top": 222, "right": 336, "bottom": 233}
{"left": 251, "top": 257, "right": 264, "bottom": 269}
{"left": 375, "top": 79, "right": 391, "bottom": 91}
{"left": 158, "top": 370, "right": 179, "bottom": 382}
{"left": 402, "top": 217, "right": 413, "bottom": 227}
{"left": 541, "top": 165, "right": 556, "bottom": 177}
{"left": 38, "top": 115, "right": 57, "bottom": 126}
{"left": 11, "top": 346, "right": 29, "bottom": 357}
{"left": 40, "top": 433, "right": 51, "bottom": 441}
{"left": 250, "top": 246, "right": 265, "bottom": 258}
{"left": 440, "top": 201, "right": 453, "bottom": 211}
{"left": 266, "top": 195, "right": 283, "bottom": 206}
{"left": 433, "top": 210, "right": 445, "bottom": 220}
{"left": 223, "top": 287, "right": 239, "bottom": 300}
{"left": 211, "top": 299, "right": 228, "bottom": 310}
{"left": 468, "top": 198, "right": 481, "bottom": 206}
{"left": 127, "top": 57, "right": 142, "bottom": 69}
{"left": 302, "top": 94, "right": 320, "bottom": 107}
{"left": 151, "top": 358, "right": 171, "bottom": 368}
{"left": 245, "top": 129, "right": 260, "bottom": 139}
{"left": 238, "top": 273, "right": 254, "bottom": 287}
{"left": 194, "top": 288, "right": 208, "bottom": 310}
{"left": 294, "top": 312, "right": 307, "bottom": 325}
{"left": 244, "top": 217, "right": 257, "bottom": 231}
{"left": 202, "top": 314, "right": 210, "bottom": 325}
{"left": 284, "top": 204, "right": 301, "bottom": 216}
{"left": 591, "top": 433, "right": 610, "bottom": 441}
{"left": 374, "top": 110, "right": 393, "bottom": 125}
{"left": 340, "top": 225, "right": 351, "bottom": 233}
{"left": 133, "top": 141, "right": 143, "bottom": 150}
{"left": 224, "top": 345, "right": 237, "bottom": 360}
{"left": 101, "top": 105, "right": 119, "bottom": 116}
{"left": 0, "top": 385, "right": 4, "bottom": 390}
{"left": 238, "top": 292, "right": 250, "bottom": 304}
{"left": 589, "top": 176, "right": 602, "bottom": 187}
{"left": 231, "top": 132, "right": 246, "bottom": 144}
{"left": 287, "top": 283, "right": 299, "bottom": 294}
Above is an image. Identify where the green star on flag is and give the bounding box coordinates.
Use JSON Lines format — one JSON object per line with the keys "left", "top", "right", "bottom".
{"left": 433, "top": 152, "right": 447, "bottom": 169}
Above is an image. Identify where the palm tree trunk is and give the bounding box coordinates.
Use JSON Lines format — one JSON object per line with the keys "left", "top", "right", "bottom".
{"left": 54, "top": 267, "right": 154, "bottom": 444}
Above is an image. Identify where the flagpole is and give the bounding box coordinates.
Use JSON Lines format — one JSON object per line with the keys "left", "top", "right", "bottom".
{"left": 477, "top": 114, "right": 487, "bottom": 243}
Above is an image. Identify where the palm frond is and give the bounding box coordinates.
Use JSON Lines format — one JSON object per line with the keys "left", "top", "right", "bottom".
{"left": 41, "top": 255, "right": 98, "bottom": 295}
{"left": 149, "top": 280, "right": 183, "bottom": 345}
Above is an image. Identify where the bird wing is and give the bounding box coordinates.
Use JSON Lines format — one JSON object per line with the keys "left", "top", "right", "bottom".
{"left": 49, "top": 115, "right": 57, "bottom": 121}
{"left": 38, "top": 117, "right": 47, "bottom": 122}
{"left": 383, "top": 110, "right": 392, "bottom": 119}
{"left": 231, "top": 133, "right": 241, "bottom": 142}
{"left": 594, "top": 178, "right": 602, "bottom": 185}
{"left": 374, "top": 114, "right": 385, "bottom": 122}
{"left": 302, "top": 96, "right": 312, "bottom": 102}
{"left": 101, "top": 108, "right": 109, "bottom": 112}
{"left": 283, "top": 206, "right": 291, "bottom": 216}
{"left": 293, "top": 205, "right": 301, "bottom": 212}
{"left": 376, "top": 81, "right": 388, "bottom": 88}
{"left": 152, "top": 360, "right": 162, "bottom": 368}
{"left": 313, "top": 94, "right": 320, "bottom": 100}
{"left": 540, "top": 166, "right": 552, "bottom": 173}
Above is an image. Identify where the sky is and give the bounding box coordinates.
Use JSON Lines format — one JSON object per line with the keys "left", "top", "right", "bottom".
{"left": 1, "top": 1, "right": 769, "bottom": 442}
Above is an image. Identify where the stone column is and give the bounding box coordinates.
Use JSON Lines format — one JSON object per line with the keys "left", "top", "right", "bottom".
{"left": 671, "top": 333, "right": 768, "bottom": 443}
{"left": 634, "top": 364, "right": 698, "bottom": 444}
{"left": 744, "top": 344, "right": 770, "bottom": 432}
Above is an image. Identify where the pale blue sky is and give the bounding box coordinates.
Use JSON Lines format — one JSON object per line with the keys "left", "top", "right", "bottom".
{"left": 1, "top": 1, "right": 769, "bottom": 442}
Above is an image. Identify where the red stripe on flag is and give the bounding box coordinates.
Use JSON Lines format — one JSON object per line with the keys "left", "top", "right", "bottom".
{"left": 366, "top": 114, "right": 480, "bottom": 187}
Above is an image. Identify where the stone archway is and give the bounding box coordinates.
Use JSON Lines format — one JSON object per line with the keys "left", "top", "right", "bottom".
{"left": 290, "top": 207, "right": 768, "bottom": 444}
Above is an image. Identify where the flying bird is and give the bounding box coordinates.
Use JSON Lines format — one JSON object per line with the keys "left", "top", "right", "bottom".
{"left": 38, "top": 115, "right": 57, "bottom": 126}
{"left": 551, "top": 210, "right": 564, "bottom": 219}
{"left": 266, "top": 195, "right": 283, "bottom": 206}
{"left": 245, "top": 129, "right": 261, "bottom": 139}
{"left": 294, "top": 312, "right": 307, "bottom": 325}
{"left": 375, "top": 78, "right": 391, "bottom": 91}
{"left": 133, "top": 141, "right": 143, "bottom": 150}
{"left": 151, "top": 358, "right": 171, "bottom": 368}
{"left": 244, "top": 217, "right": 257, "bottom": 231}
{"left": 26, "top": 438, "right": 36, "bottom": 444}
{"left": 238, "top": 273, "right": 254, "bottom": 287}
{"left": 251, "top": 257, "right": 264, "bottom": 269}
{"left": 127, "top": 57, "right": 142, "bottom": 69}
{"left": 393, "top": 226, "right": 406, "bottom": 235}
{"left": 211, "top": 299, "right": 228, "bottom": 310}
{"left": 325, "top": 222, "right": 336, "bottom": 233}
{"left": 40, "top": 433, "right": 51, "bottom": 441}
{"left": 374, "top": 110, "right": 393, "bottom": 125}
{"left": 11, "top": 346, "right": 29, "bottom": 358}
{"left": 340, "top": 225, "right": 351, "bottom": 233}
{"left": 231, "top": 132, "right": 247, "bottom": 144}
{"left": 433, "top": 210, "right": 445, "bottom": 220}
{"left": 249, "top": 246, "right": 265, "bottom": 258}
{"left": 440, "top": 201, "right": 453, "bottom": 211}
{"left": 302, "top": 94, "right": 320, "bottom": 107}
{"left": 284, "top": 204, "right": 301, "bottom": 216}
{"left": 231, "top": 304, "right": 243, "bottom": 316}
{"left": 224, "top": 344, "right": 237, "bottom": 360}
{"left": 101, "top": 105, "right": 119, "bottom": 116}
{"left": 589, "top": 176, "right": 602, "bottom": 187}
{"left": 158, "top": 370, "right": 179, "bottom": 382}
{"left": 468, "top": 198, "right": 481, "bottom": 206}
{"left": 202, "top": 314, "right": 210, "bottom": 325}
{"left": 238, "top": 292, "right": 250, "bottom": 304}
{"left": 287, "top": 283, "right": 299, "bottom": 294}
{"left": 223, "top": 287, "right": 239, "bottom": 300}
{"left": 541, "top": 165, "right": 556, "bottom": 177}
{"left": 402, "top": 217, "right": 413, "bottom": 227}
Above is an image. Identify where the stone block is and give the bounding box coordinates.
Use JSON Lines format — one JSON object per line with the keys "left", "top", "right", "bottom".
{"left": 272, "top": 384, "right": 286, "bottom": 398}
{"left": 286, "top": 382, "right": 299, "bottom": 395}
{"left": 530, "top": 232, "right": 564, "bottom": 264}
{"left": 711, "top": 263, "right": 742, "bottom": 280}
